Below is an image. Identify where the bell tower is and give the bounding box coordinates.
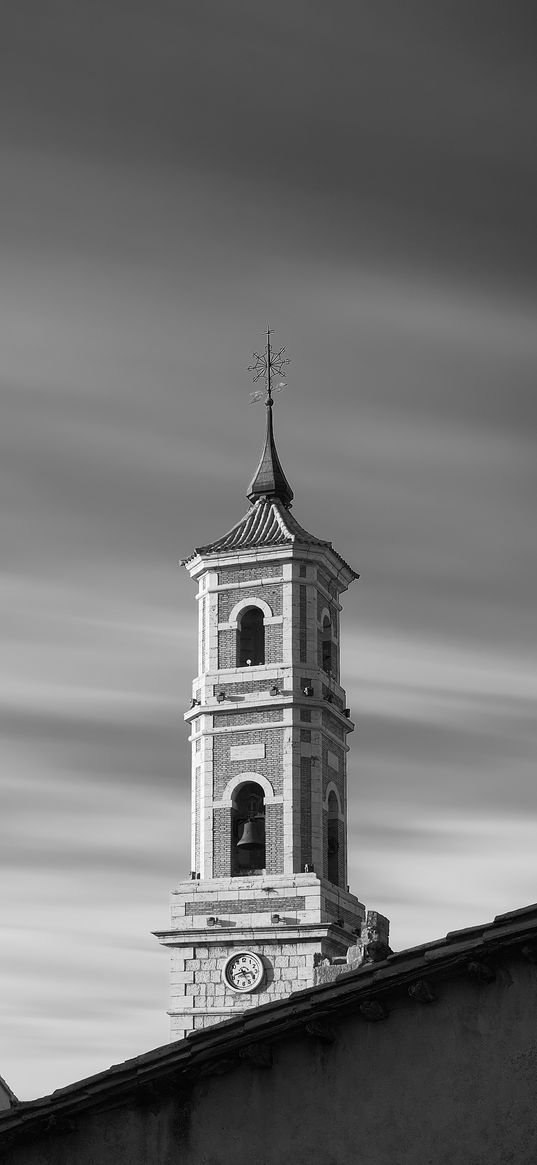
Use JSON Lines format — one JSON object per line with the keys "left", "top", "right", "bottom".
{"left": 156, "top": 333, "right": 374, "bottom": 1039}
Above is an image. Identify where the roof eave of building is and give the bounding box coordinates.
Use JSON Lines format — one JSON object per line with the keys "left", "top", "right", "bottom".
{"left": 2, "top": 902, "right": 536, "bottom": 1144}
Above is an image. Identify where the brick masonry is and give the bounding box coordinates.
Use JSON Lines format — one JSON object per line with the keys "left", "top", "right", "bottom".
{"left": 214, "top": 709, "right": 283, "bottom": 727}
{"left": 217, "top": 678, "right": 277, "bottom": 695}
{"left": 212, "top": 808, "right": 232, "bottom": 878}
{"left": 218, "top": 583, "right": 283, "bottom": 622}
{"left": 217, "top": 620, "right": 284, "bottom": 668}
{"left": 218, "top": 628, "right": 236, "bottom": 670}
{"left": 213, "top": 728, "right": 284, "bottom": 798}
{"left": 185, "top": 897, "right": 306, "bottom": 915}
{"left": 217, "top": 565, "right": 281, "bottom": 584}
{"left": 265, "top": 621, "right": 283, "bottom": 663}
{"left": 266, "top": 803, "right": 284, "bottom": 873}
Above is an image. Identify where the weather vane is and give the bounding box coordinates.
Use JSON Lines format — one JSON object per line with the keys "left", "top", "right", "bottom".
{"left": 248, "top": 327, "right": 290, "bottom": 405}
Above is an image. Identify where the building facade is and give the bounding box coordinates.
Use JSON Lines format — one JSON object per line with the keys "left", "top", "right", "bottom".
{"left": 156, "top": 343, "right": 387, "bottom": 1038}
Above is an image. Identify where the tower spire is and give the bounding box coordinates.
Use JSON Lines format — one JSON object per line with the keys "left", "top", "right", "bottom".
{"left": 247, "top": 328, "right": 294, "bottom": 507}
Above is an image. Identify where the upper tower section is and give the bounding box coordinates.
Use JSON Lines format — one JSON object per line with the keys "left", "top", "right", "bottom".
{"left": 157, "top": 339, "right": 386, "bottom": 1045}
{"left": 181, "top": 332, "right": 359, "bottom": 885}
{"left": 182, "top": 328, "right": 357, "bottom": 597}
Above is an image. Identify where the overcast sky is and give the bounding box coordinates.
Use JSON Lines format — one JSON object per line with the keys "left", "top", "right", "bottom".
{"left": 1, "top": 2, "right": 536, "bottom": 1099}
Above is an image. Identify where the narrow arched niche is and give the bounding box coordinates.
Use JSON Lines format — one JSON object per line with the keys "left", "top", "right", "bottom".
{"left": 236, "top": 606, "right": 265, "bottom": 667}
{"left": 321, "top": 613, "right": 332, "bottom": 675}
{"left": 231, "top": 781, "right": 266, "bottom": 876}
{"left": 327, "top": 790, "right": 339, "bottom": 885}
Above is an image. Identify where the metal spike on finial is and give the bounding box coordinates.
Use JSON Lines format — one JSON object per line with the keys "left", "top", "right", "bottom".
{"left": 246, "top": 327, "right": 293, "bottom": 507}
{"left": 248, "top": 327, "right": 290, "bottom": 406}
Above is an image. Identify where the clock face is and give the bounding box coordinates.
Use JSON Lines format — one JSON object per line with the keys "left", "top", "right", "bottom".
{"left": 223, "top": 950, "right": 265, "bottom": 993}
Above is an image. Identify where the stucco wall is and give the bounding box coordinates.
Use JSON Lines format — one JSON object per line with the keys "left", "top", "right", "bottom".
{"left": 3, "top": 955, "right": 537, "bottom": 1165}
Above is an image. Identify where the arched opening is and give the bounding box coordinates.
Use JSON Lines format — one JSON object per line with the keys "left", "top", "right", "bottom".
{"left": 231, "top": 782, "right": 266, "bottom": 876}
{"left": 327, "top": 791, "right": 339, "bottom": 885}
{"left": 237, "top": 607, "right": 265, "bottom": 667}
{"left": 321, "top": 614, "right": 332, "bottom": 675}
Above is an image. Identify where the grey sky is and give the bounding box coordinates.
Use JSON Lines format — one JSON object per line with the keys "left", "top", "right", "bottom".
{"left": 1, "top": 2, "right": 536, "bottom": 1098}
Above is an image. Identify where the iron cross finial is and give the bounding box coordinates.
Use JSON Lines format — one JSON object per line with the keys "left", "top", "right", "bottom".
{"left": 248, "top": 327, "right": 290, "bottom": 406}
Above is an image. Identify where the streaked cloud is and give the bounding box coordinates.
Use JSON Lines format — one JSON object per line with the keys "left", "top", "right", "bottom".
{"left": 1, "top": 0, "right": 536, "bottom": 1100}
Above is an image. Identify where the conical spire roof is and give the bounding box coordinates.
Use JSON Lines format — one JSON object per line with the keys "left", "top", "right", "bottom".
{"left": 246, "top": 398, "right": 293, "bottom": 507}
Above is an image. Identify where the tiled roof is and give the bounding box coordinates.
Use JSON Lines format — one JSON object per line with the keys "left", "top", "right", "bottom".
{"left": 182, "top": 497, "right": 358, "bottom": 578}
{"left": 2, "top": 901, "right": 536, "bottom": 1141}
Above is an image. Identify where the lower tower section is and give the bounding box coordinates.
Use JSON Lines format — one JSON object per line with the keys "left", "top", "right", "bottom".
{"left": 156, "top": 873, "right": 365, "bottom": 1038}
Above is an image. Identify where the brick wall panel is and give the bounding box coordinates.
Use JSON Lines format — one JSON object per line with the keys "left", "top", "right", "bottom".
{"left": 218, "top": 584, "right": 283, "bottom": 622}
{"left": 213, "top": 807, "right": 232, "bottom": 877}
{"left": 266, "top": 803, "right": 284, "bottom": 873}
{"left": 214, "top": 728, "right": 284, "bottom": 797}
{"left": 185, "top": 896, "right": 305, "bottom": 915}
{"left": 218, "top": 629, "right": 236, "bottom": 669}
{"left": 217, "top": 566, "right": 281, "bottom": 585}
{"left": 220, "top": 678, "right": 277, "bottom": 696}
{"left": 265, "top": 622, "right": 283, "bottom": 663}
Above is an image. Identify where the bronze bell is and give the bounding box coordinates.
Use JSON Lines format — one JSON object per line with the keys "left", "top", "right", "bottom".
{"left": 237, "top": 818, "right": 265, "bottom": 849}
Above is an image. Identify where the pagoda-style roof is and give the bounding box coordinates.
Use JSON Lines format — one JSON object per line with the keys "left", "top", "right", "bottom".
{"left": 181, "top": 495, "right": 358, "bottom": 578}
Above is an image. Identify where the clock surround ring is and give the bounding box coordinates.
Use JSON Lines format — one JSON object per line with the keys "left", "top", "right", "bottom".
{"left": 223, "top": 950, "right": 265, "bottom": 993}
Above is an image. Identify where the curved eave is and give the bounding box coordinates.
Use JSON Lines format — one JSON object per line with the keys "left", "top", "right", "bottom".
{"left": 180, "top": 498, "right": 358, "bottom": 581}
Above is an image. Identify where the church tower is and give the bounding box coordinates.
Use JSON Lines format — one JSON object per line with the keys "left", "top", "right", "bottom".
{"left": 156, "top": 334, "right": 373, "bottom": 1039}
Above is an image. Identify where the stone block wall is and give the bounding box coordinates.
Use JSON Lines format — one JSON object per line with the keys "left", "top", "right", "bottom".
{"left": 164, "top": 874, "right": 367, "bottom": 1041}
{"left": 169, "top": 938, "right": 319, "bottom": 1040}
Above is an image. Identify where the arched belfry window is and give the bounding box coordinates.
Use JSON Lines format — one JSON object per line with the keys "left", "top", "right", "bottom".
{"left": 322, "top": 614, "right": 332, "bottom": 675}
{"left": 237, "top": 606, "right": 265, "bottom": 667}
{"left": 327, "top": 791, "right": 339, "bottom": 885}
{"left": 231, "top": 782, "right": 266, "bottom": 876}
